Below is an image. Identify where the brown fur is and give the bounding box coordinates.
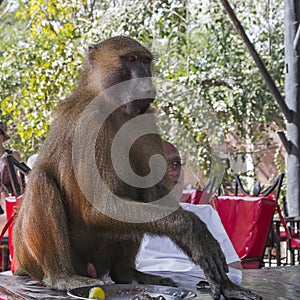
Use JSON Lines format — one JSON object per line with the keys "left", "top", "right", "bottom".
{"left": 13, "top": 36, "right": 261, "bottom": 299}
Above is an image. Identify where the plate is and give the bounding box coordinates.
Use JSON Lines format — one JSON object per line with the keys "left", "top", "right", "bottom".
{"left": 67, "top": 284, "right": 197, "bottom": 300}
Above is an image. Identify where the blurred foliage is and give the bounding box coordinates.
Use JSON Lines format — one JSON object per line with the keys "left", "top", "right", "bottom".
{"left": 0, "top": 0, "right": 285, "bottom": 187}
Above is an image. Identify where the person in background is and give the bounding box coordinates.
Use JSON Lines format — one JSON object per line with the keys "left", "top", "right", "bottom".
{"left": 135, "top": 140, "right": 242, "bottom": 286}
{"left": 0, "top": 121, "right": 22, "bottom": 232}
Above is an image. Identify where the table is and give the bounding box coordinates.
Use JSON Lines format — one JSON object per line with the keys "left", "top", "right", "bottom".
{"left": 240, "top": 266, "right": 300, "bottom": 299}
{"left": 0, "top": 266, "right": 299, "bottom": 300}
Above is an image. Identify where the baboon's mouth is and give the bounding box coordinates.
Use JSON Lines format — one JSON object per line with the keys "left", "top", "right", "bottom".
{"left": 122, "top": 98, "right": 154, "bottom": 115}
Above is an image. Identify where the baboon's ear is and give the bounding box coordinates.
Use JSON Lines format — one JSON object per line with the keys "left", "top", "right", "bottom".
{"left": 88, "top": 44, "right": 97, "bottom": 67}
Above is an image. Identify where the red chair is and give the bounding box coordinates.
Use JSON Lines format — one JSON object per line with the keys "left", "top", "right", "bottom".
{"left": 4, "top": 195, "right": 23, "bottom": 272}
{"left": 0, "top": 155, "right": 30, "bottom": 271}
{"left": 282, "top": 216, "right": 300, "bottom": 265}
{"left": 211, "top": 195, "right": 276, "bottom": 268}
{"left": 289, "top": 236, "right": 300, "bottom": 264}
{"left": 185, "top": 176, "right": 216, "bottom": 205}
{"left": 211, "top": 173, "right": 286, "bottom": 269}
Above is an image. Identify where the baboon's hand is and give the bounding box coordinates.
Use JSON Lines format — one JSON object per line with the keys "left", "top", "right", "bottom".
{"left": 208, "top": 278, "right": 263, "bottom": 300}
{"left": 195, "top": 230, "right": 229, "bottom": 284}
{"left": 194, "top": 230, "right": 262, "bottom": 299}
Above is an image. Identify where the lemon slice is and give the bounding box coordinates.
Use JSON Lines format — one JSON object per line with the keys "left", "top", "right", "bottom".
{"left": 88, "top": 286, "right": 106, "bottom": 299}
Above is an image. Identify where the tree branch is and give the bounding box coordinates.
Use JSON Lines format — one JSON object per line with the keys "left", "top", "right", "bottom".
{"left": 219, "top": 0, "right": 292, "bottom": 123}
{"left": 277, "top": 131, "right": 291, "bottom": 153}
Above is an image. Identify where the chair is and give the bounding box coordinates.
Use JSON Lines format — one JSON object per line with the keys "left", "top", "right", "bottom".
{"left": 0, "top": 155, "right": 30, "bottom": 271}
{"left": 285, "top": 218, "right": 300, "bottom": 265}
{"left": 234, "top": 173, "right": 284, "bottom": 198}
{"left": 239, "top": 173, "right": 291, "bottom": 267}
{"left": 211, "top": 173, "right": 286, "bottom": 269}
{"left": 3, "top": 154, "right": 31, "bottom": 196}
{"left": 185, "top": 176, "right": 216, "bottom": 205}
{"left": 289, "top": 234, "right": 300, "bottom": 264}
{"left": 278, "top": 202, "right": 300, "bottom": 265}
{"left": 0, "top": 237, "right": 9, "bottom": 271}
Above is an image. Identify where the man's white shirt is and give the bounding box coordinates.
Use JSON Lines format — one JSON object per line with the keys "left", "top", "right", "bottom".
{"left": 136, "top": 203, "right": 242, "bottom": 286}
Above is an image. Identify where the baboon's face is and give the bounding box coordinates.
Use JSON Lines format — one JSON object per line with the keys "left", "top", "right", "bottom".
{"left": 88, "top": 37, "right": 156, "bottom": 116}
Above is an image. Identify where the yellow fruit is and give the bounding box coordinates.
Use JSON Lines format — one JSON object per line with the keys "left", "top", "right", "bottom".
{"left": 88, "top": 286, "right": 106, "bottom": 300}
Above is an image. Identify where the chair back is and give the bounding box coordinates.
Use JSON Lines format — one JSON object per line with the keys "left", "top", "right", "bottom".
{"left": 186, "top": 189, "right": 211, "bottom": 205}
{"left": 212, "top": 173, "right": 286, "bottom": 268}
{"left": 3, "top": 155, "right": 30, "bottom": 196}
{"left": 211, "top": 195, "right": 276, "bottom": 268}
{"left": 185, "top": 176, "right": 217, "bottom": 205}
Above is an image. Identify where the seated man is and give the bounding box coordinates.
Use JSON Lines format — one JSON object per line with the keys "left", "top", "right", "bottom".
{"left": 136, "top": 141, "right": 242, "bottom": 286}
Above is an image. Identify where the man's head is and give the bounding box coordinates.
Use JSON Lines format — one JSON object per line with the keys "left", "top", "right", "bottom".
{"left": 163, "top": 140, "right": 184, "bottom": 187}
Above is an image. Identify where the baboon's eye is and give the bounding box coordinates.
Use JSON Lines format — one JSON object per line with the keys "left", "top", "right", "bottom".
{"left": 127, "top": 55, "right": 138, "bottom": 62}
{"left": 143, "top": 57, "right": 151, "bottom": 64}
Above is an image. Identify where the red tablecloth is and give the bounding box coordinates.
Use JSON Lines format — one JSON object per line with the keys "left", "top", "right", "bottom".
{"left": 211, "top": 195, "right": 276, "bottom": 268}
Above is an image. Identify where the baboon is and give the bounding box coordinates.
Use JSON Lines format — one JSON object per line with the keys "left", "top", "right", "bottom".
{"left": 13, "top": 36, "right": 261, "bottom": 299}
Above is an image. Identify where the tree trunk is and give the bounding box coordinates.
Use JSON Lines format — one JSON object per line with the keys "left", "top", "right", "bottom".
{"left": 285, "top": 0, "right": 300, "bottom": 217}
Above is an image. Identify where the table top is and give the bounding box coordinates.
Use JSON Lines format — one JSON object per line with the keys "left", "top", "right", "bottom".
{"left": 240, "top": 266, "right": 300, "bottom": 299}
{"left": 216, "top": 195, "right": 273, "bottom": 201}
{"left": 0, "top": 266, "right": 299, "bottom": 300}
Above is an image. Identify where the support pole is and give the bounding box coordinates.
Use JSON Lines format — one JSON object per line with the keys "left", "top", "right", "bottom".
{"left": 285, "top": 0, "right": 300, "bottom": 217}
